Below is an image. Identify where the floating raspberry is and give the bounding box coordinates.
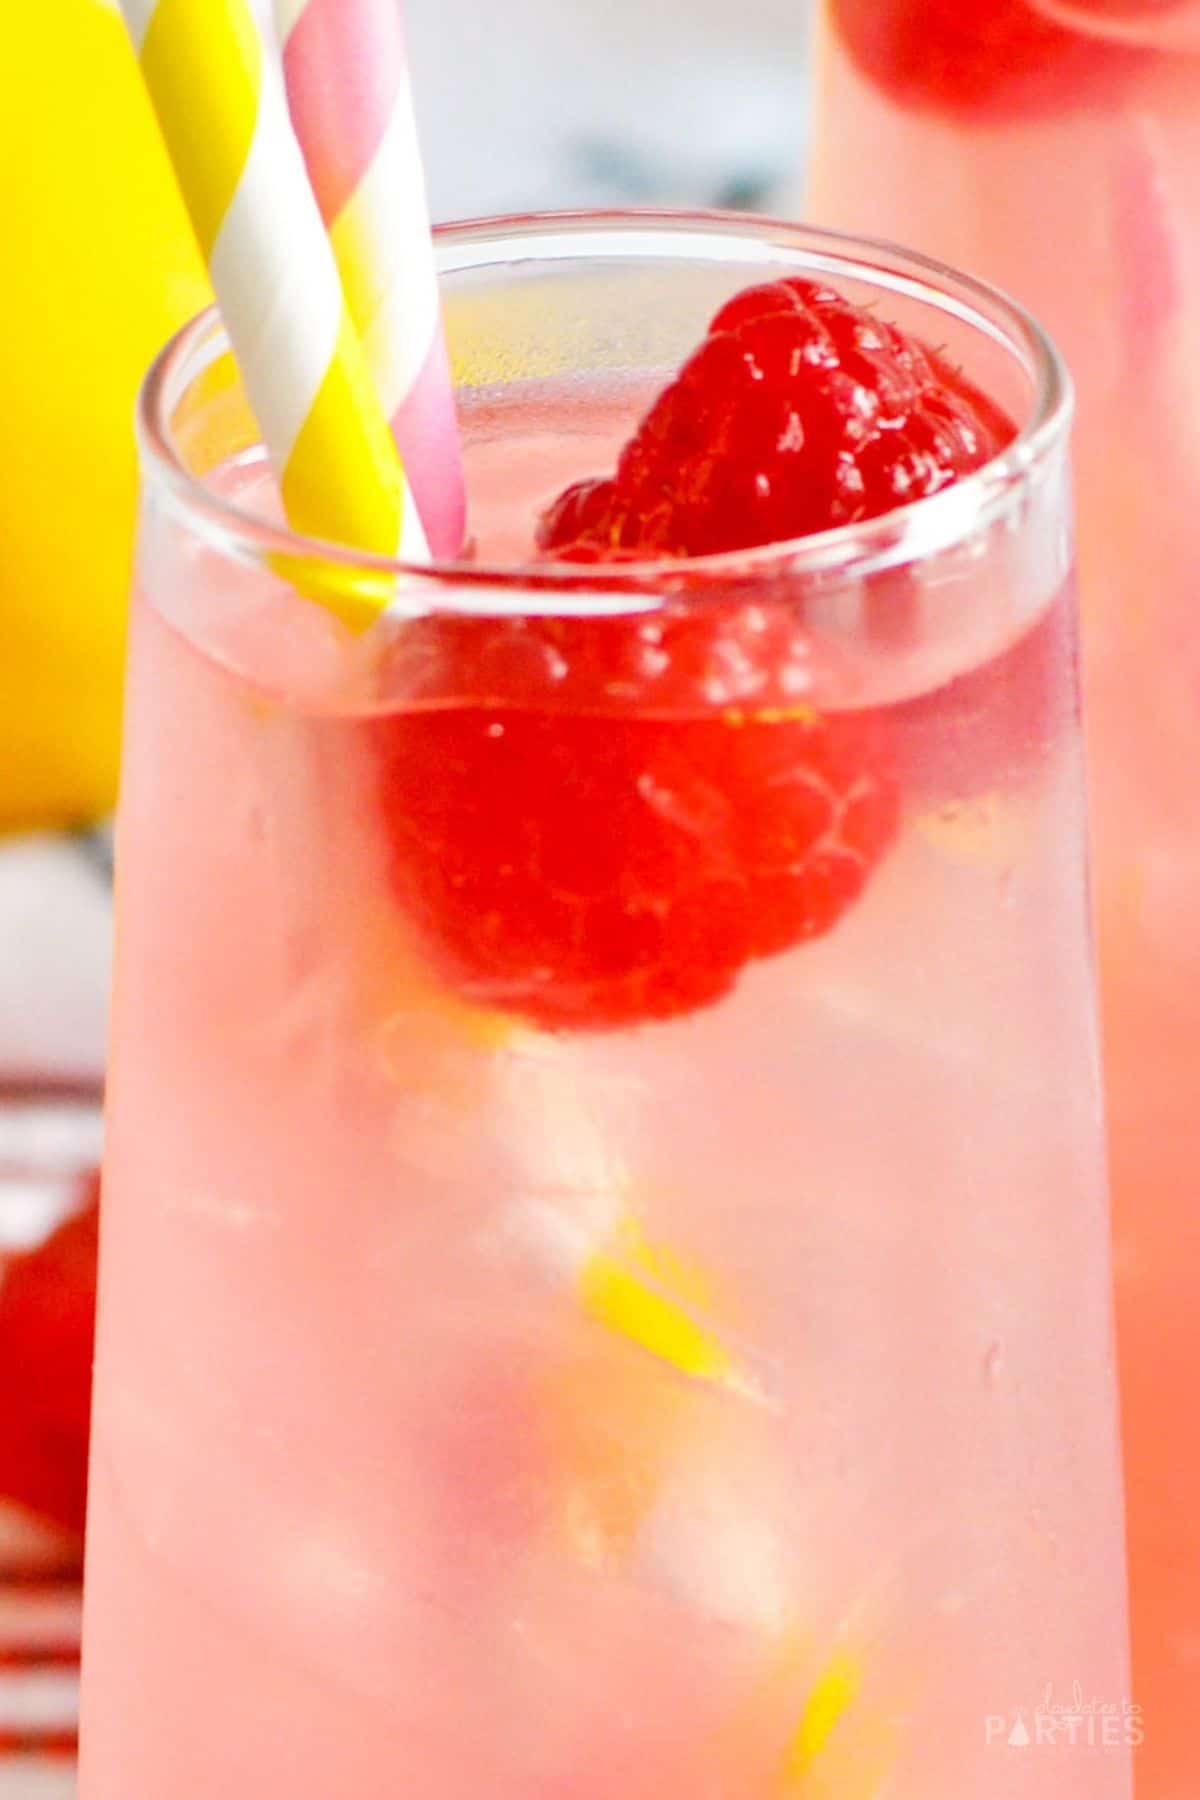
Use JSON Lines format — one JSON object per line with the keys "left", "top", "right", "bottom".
{"left": 0, "top": 1178, "right": 98, "bottom": 1534}
{"left": 373, "top": 278, "right": 1010, "bottom": 1032}
{"left": 828, "top": 0, "right": 1163, "bottom": 120}
{"left": 537, "top": 278, "right": 1010, "bottom": 560}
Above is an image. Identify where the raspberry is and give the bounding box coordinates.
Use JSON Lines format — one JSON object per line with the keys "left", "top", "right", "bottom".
{"left": 537, "top": 279, "right": 1009, "bottom": 559}
{"left": 373, "top": 278, "right": 1007, "bottom": 1032}
{"left": 828, "top": 0, "right": 1164, "bottom": 120}
{"left": 373, "top": 623, "right": 896, "bottom": 1030}
{"left": 0, "top": 1178, "right": 98, "bottom": 1534}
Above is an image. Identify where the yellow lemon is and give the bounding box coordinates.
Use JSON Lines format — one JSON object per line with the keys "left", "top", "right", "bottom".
{"left": 1, "top": 0, "right": 209, "bottom": 830}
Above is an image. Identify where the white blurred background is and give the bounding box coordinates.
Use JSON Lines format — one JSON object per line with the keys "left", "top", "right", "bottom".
{"left": 404, "top": 0, "right": 812, "bottom": 219}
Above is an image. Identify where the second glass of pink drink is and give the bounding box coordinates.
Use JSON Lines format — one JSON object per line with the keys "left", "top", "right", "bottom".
{"left": 808, "top": 13, "right": 1200, "bottom": 1787}
{"left": 80, "top": 215, "right": 1129, "bottom": 1796}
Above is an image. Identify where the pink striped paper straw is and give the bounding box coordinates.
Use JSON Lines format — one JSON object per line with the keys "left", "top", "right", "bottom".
{"left": 275, "top": 0, "right": 466, "bottom": 559}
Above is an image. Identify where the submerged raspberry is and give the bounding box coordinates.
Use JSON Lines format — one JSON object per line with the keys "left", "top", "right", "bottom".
{"left": 372, "top": 612, "right": 898, "bottom": 1031}
{"left": 537, "top": 278, "right": 1012, "bottom": 560}
{"left": 828, "top": 0, "right": 1163, "bottom": 121}
{"left": 374, "top": 277, "right": 1009, "bottom": 1032}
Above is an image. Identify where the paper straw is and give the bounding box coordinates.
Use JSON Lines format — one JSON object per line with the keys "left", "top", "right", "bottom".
{"left": 120, "top": 0, "right": 429, "bottom": 622}
{"left": 275, "top": 0, "right": 466, "bottom": 558}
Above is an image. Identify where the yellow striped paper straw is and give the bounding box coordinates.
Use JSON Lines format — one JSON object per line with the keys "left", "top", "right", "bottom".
{"left": 119, "top": 0, "right": 427, "bottom": 625}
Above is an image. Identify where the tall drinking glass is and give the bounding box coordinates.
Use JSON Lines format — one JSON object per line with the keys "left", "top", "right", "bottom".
{"left": 807, "top": 20, "right": 1199, "bottom": 1784}
{"left": 80, "top": 215, "right": 1129, "bottom": 1798}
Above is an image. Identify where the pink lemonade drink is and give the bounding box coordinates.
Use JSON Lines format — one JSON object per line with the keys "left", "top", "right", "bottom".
{"left": 808, "top": 17, "right": 1200, "bottom": 1787}
{"left": 80, "top": 216, "right": 1129, "bottom": 1797}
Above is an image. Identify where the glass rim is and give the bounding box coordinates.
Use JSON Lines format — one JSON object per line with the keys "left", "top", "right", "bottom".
{"left": 137, "top": 207, "right": 1073, "bottom": 600}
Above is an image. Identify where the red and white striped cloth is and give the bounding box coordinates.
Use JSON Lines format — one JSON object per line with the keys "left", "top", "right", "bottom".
{"left": 0, "top": 1519, "right": 81, "bottom": 1780}
{"left": 0, "top": 1073, "right": 102, "bottom": 1794}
